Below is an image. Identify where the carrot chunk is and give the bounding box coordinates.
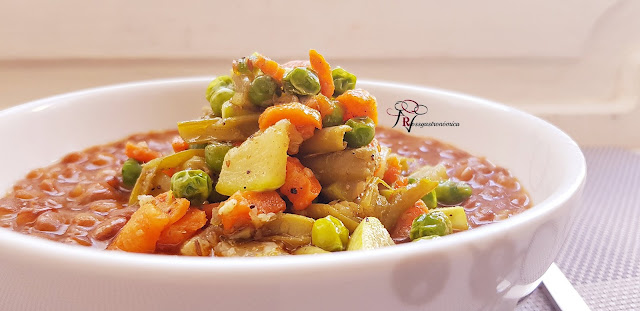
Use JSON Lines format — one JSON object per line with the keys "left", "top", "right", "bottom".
{"left": 109, "top": 202, "right": 169, "bottom": 253}
{"left": 279, "top": 157, "right": 321, "bottom": 211}
{"left": 109, "top": 191, "right": 190, "bottom": 253}
{"left": 125, "top": 141, "right": 161, "bottom": 163}
{"left": 391, "top": 200, "right": 429, "bottom": 241}
{"left": 252, "top": 53, "right": 286, "bottom": 82}
{"left": 309, "top": 49, "right": 335, "bottom": 97}
{"left": 157, "top": 208, "right": 207, "bottom": 246}
{"left": 336, "top": 89, "right": 378, "bottom": 125}
{"left": 154, "top": 191, "right": 190, "bottom": 225}
{"left": 218, "top": 190, "right": 286, "bottom": 233}
{"left": 383, "top": 156, "right": 403, "bottom": 186}
{"left": 304, "top": 94, "right": 334, "bottom": 119}
{"left": 258, "top": 102, "right": 322, "bottom": 139}
{"left": 171, "top": 136, "right": 190, "bottom": 153}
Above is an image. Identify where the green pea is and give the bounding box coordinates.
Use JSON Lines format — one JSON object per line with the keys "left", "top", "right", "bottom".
{"left": 332, "top": 67, "right": 357, "bottom": 96}
{"left": 248, "top": 75, "right": 279, "bottom": 107}
{"left": 344, "top": 117, "right": 375, "bottom": 148}
{"left": 206, "top": 76, "right": 235, "bottom": 117}
{"left": 312, "top": 215, "right": 349, "bottom": 252}
{"left": 170, "top": 169, "right": 213, "bottom": 206}
{"left": 121, "top": 158, "right": 142, "bottom": 188}
{"left": 205, "top": 142, "right": 233, "bottom": 174}
{"left": 189, "top": 143, "right": 208, "bottom": 149}
{"left": 209, "top": 87, "right": 235, "bottom": 117}
{"left": 283, "top": 67, "right": 321, "bottom": 96}
{"left": 322, "top": 101, "right": 344, "bottom": 127}
{"left": 435, "top": 180, "right": 473, "bottom": 205}
{"left": 409, "top": 211, "right": 452, "bottom": 240}
{"left": 206, "top": 75, "right": 233, "bottom": 102}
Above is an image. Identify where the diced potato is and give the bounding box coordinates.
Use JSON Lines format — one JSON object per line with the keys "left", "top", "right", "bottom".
{"left": 347, "top": 217, "right": 394, "bottom": 251}
{"left": 216, "top": 120, "right": 291, "bottom": 195}
{"left": 433, "top": 206, "right": 469, "bottom": 231}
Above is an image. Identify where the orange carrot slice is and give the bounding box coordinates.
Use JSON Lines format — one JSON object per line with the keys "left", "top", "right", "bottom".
{"left": 219, "top": 190, "right": 286, "bottom": 233}
{"left": 258, "top": 102, "right": 322, "bottom": 139}
{"left": 336, "top": 89, "right": 378, "bottom": 125}
{"left": 309, "top": 49, "right": 335, "bottom": 97}
{"left": 279, "top": 157, "right": 321, "bottom": 211}
{"left": 171, "top": 136, "right": 190, "bottom": 153}
{"left": 157, "top": 208, "right": 207, "bottom": 246}
{"left": 154, "top": 191, "right": 190, "bottom": 225}
{"left": 252, "top": 53, "right": 286, "bottom": 82}
{"left": 383, "top": 157, "right": 403, "bottom": 185}
{"left": 125, "top": 141, "right": 161, "bottom": 163}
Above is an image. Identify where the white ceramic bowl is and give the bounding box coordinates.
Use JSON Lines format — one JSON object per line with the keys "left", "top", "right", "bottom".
{"left": 0, "top": 78, "right": 585, "bottom": 311}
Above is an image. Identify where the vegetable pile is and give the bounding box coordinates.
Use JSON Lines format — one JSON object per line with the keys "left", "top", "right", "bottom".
{"left": 113, "top": 50, "right": 474, "bottom": 256}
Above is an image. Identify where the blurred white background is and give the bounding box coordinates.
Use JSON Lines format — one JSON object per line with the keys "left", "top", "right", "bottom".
{"left": 1, "top": 0, "right": 638, "bottom": 146}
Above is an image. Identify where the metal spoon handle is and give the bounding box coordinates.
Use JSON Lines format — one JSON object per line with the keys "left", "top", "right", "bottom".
{"left": 541, "top": 263, "right": 591, "bottom": 311}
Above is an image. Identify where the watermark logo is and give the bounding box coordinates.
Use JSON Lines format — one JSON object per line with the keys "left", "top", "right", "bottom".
{"left": 386, "top": 99, "right": 459, "bottom": 132}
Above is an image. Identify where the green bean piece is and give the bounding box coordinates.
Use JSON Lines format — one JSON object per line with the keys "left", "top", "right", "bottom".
{"left": 409, "top": 211, "right": 452, "bottom": 240}
{"left": 208, "top": 87, "right": 235, "bottom": 117}
{"left": 170, "top": 169, "right": 213, "bottom": 206}
{"left": 312, "top": 215, "right": 349, "bottom": 252}
{"left": 322, "top": 101, "right": 345, "bottom": 127}
{"left": 434, "top": 180, "right": 473, "bottom": 205}
{"left": 205, "top": 142, "right": 233, "bottom": 174}
{"left": 248, "top": 75, "right": 279, "bottom": 107}
{"left": 189, "top": 143, "right": 208, "bottom": 149}
{"left": 332, "top": 67, "right": 357, "bottom": 96}
{"left": 343, "top": 117, "right": 375, "bottom": 148}
{"left": 121, "top": 158, "right": 142, "bottom": 188}
{"left": 178, "top": 115, "right": 260, "bottom": 143}
{"left": 283, "top": 67, "right": 321, "bottom": 96}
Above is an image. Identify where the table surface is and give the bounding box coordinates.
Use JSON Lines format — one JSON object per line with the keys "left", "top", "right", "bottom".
{"left": 517, "top": 147, "right": 640, "bottom": 310}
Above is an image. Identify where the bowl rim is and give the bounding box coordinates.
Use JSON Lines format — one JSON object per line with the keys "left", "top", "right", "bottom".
{"left": 0, "top": 77, "right": 587, "bottom": 276}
